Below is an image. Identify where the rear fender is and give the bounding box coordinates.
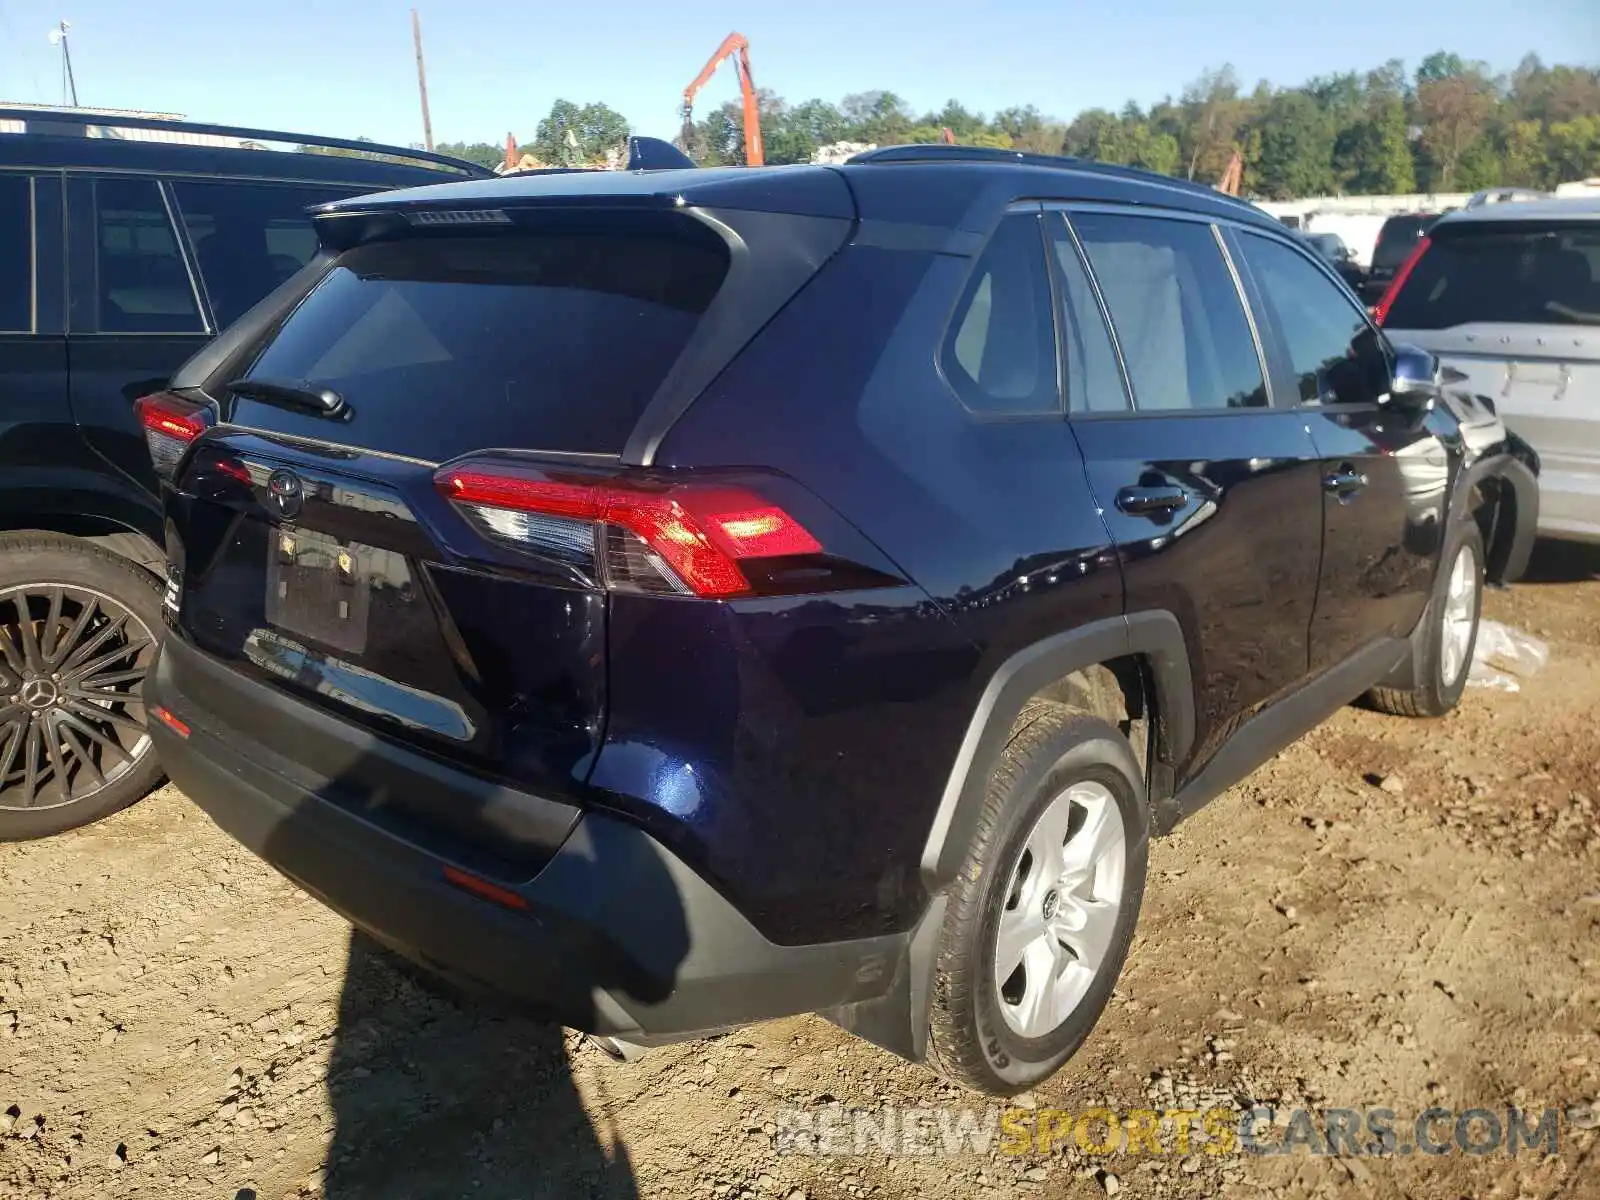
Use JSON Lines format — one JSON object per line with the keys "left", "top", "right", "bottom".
{"left": 827, "top": 610, "right": 1194, "bottom": 1065}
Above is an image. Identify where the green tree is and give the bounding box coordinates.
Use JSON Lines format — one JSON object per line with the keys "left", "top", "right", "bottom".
{"left": 1337, "top": 97, "right": 1416, "bottom": 193}
{"left": 1061, "top": 108, "right": 1120, "bottom": 159}
{"left": 1547, "top": 116, "right": 1600, "bottom": 183}
{"left": 434, "top": 141, "right": 505, "bottom": 170}
{"left": 840, "top": 91, "right": 912, "bottom": 144}
{"left": 1497, "top": 119, "right": 1547, "bottom": 186}
{"left": 1178, "top": 66, "right": 1244, "bottom": 183}
{"left": 932, "top": 99, "right": 986, "bottom": 139}
{"left": 1255, "top": 91, "right": 1336, "bottom": 198}
{"left": 788, "top": 99, "right": 848, "bottom": 148}
{"left": 1129, "top": 125, "right": 1181, "bottom": 175}
{"left": 1416, "top": 51, "right": 1468, "bottom": 87}
{"left": 531, "top": 99, "right": 630, "bottom": 166}
{"left": 1415, "top": 65, "right": 1497, "bottom": 190}
{"left": 993, "top": 105, "right": 1061, "bottom": 154}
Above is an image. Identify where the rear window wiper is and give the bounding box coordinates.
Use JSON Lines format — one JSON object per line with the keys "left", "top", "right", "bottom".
{"left": 227, "top": 377, "right": 346, "bottom": 418}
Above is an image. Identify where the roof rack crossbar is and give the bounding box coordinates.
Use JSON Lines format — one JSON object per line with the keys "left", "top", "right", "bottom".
{"left": 0, "top": 106, "right": 491, "bottom": 176}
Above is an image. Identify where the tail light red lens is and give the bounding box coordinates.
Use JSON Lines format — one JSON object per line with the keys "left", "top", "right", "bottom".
{"left": 134, "top": 392, "right": 212, "bottom": 477}
{"left": 1372, "top": 235, "right": 1431, "bottom": 327}
{"left": 435, "top": 466, "right": 823, "bottom": 599}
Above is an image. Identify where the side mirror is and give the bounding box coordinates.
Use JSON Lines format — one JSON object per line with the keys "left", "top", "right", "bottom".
{"left": 1387, "top": 344, "right": 1441, "bottom": 412}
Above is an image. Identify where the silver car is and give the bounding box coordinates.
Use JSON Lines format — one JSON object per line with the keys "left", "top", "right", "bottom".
{"left": 1380, "top": 197, "right": 1599, "bottom": 543}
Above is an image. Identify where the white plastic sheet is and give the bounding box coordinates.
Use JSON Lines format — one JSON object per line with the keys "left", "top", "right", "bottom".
{"left": 1467, "top": 620, "right": 1550, "bottom": 693}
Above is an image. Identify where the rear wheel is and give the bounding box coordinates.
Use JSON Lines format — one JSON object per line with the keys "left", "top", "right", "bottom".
{"left": 1368, "top": 523, "right": 1483, "bottom": 718}
{"left": 0, "top": 534, "right": 164, "bottom": 840}
{"left": 926, "top": 705, "right": 1148, "bottom": 1095}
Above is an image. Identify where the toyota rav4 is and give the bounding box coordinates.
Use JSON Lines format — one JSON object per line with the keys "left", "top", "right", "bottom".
{"left": 142, "top": 147, "right": 1537, "bottom": 1095}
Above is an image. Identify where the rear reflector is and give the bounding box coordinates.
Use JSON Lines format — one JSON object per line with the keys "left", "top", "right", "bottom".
{"left": 436, "top": 467, "right": 822, "bottom": 599}
{"left": 151, "top": 706, "right": 190, "bottom": 739}
{"left": 1372, "top": 235, "right": 1430, "bottom": 327}
{"left": 134, "top": 392, "right": 212, "bottom": 477}
{"left": 442, "top": 865, "right": 530, "bottom": 910}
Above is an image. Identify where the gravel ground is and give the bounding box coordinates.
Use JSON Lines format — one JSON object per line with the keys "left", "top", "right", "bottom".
{"left": 3, "top": 544, "right": 1598, "bottom": 1200}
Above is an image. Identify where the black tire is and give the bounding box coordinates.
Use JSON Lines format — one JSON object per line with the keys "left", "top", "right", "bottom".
{"left": 1367, "top": 522, "right": 1484, "bottom": 719}
{"left": 926, "top": 704, "right": 1149, "bottom": 1096}
{"left": 0, "top": 533, "right": 165, "bottom": 840}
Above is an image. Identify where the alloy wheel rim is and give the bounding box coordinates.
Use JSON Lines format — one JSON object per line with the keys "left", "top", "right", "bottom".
{"left": 1439, "top": 545, "right": 1478, "bottom": 688}
{"left": 0, "top": 584, "right": 155, "bottom": 812}
{"left": 993, "top": 780, "right": 1127, "bottom": 1039}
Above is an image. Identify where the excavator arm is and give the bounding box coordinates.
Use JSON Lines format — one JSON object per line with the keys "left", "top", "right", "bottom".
{"left": 681, "top": 31, "right": 764, "bottom": 167}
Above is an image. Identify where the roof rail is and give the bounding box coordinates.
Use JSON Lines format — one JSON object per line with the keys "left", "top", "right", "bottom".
{"left": 0, "top": 106, "right": 492, "bottom": 177}
{"left": 845, "top": 143, "right": 1260, "bottom": 212}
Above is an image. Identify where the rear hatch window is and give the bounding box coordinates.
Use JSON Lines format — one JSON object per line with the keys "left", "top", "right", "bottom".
{"left": 1385, "top": 223, "right": 1600, "bottom": 330}
{"left": 1373, "top": 216, "right": 1433, "bottom": 270}
{"left": 225, "top": 218, "right": 729, "bottom": 461}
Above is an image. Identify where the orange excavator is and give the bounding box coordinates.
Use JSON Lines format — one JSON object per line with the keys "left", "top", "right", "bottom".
{"left": 1216, "top": 150, "right": 1243, "bottom": 196}
{"left": 682, "top": 32, "right": 763, "bottom": 166}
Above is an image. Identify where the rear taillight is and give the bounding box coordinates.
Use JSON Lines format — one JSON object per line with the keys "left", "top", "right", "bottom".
{"left": 1372, "top": 235, "right": 1431, "bottom": 327}
{"left": 134, "top": 392, "right": 212, "bottom": 477}
{"left": 435, "top": 465, "right": 823, "bottom": 599}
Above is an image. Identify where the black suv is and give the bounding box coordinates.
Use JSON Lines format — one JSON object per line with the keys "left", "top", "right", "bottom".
{"left": 1365, "top": 212, "right": 1439, "bottom": 302}
{"left": 145, "top": 146, "right": 1536, "bottom": 1095}
{"left": 0, "top": 107, "right": 487, "bottom": 837}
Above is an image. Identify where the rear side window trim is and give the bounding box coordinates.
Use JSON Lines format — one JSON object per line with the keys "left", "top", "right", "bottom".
{"left": 1046, "top": 202, "right": 1278, "bottom": 418}
{"left": 158, "top": 178, "right": 214, "bottom": 335}
{"left": 1044, "top": 209, "right": 1135, "bottom": 416}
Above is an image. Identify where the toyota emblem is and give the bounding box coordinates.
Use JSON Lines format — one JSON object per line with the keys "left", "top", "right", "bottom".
{"left": 266, "top": 469, "right": 304, "bottom": 520}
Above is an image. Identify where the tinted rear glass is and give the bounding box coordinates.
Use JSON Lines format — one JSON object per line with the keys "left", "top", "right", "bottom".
{"left": 172, "top": 181, "right": 364, "bottom": 327}
{"left": 232, "top": 226, "right": 728, "bottom": 459}
{"left": 1384, "top": 223, "right": 1600, "bottom": 330}
{"left": 1373, "top": 216, "right": 1433, "bottom": 267}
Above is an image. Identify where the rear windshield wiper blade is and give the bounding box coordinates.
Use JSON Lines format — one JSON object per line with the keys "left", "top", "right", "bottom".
{"left": 227, "top": 377, "right": 346, "bottom": 417}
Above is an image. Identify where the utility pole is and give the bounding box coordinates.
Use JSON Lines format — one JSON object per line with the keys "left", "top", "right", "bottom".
{"left": 48, "top": 21, "right": 79, "bottom": 107}
{"left": 411, "top": 9, "right": 434, "bottom": 152}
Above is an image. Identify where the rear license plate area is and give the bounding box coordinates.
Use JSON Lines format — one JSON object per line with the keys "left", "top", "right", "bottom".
{"left": 266, "top": 527, "right": 372, "bottom": 655}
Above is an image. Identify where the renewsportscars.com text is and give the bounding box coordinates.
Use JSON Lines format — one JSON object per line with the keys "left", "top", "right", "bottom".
{"left": 772, "top": 1105, "right": 1567, "bottom": 1158}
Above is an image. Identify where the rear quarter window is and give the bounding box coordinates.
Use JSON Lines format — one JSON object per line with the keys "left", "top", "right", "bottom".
{"left": 1385, "top": 223, "right": 1600, "bottom": 329}
{"left": 230, "top": 222, "right": 729, "bottom": 460}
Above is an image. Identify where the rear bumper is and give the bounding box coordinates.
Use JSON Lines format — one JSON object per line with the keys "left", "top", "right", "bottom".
{"left": 148, "top": 636, "right": 907, "bottom": 1042}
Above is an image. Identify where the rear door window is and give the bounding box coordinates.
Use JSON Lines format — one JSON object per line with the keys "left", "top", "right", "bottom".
{"left": 84, "top": 178, "right": 203, "bottom": 334}
{"left": 1070, "top": 212, "right": 1268, "bottom": 411}
{"left": 170, "top": 181, "right": 365, "bottom": 327}
{"left": 0, "top": 175, "right": 31, "bottom": 331}
{"left": 1385, "top": 224, "right": 1600, "bottom": 329}
{"left": 941, "top": 213, "right": 1060, "bottom": 415}
{"left": 231, "top": 221, "right": 729, "bottom": 460}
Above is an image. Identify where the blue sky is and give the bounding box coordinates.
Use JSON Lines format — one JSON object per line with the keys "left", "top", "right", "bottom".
{"left": 1, "top": 0, "right": 1594, "bottom": 148}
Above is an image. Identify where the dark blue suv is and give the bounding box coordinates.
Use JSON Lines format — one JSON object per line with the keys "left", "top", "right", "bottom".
{"left": 143, "top": 146, "right": 1539, "bottom": 1095}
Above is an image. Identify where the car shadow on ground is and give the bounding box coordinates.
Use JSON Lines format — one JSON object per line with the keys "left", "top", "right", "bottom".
{"left": 231, "top": 736, "right": 691, "bottom": 1199}
{"left": 1516, "top": 538, "right": 1600, "bottom": 584}
{"left": 317, "top": 931, "right": 639, "bottom": 1199}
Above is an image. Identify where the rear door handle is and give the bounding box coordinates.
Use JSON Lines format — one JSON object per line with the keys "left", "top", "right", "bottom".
{"left": 1323, "top": 466, "right": 1368, "bottom": 498}
{"left": 1115, "top": 485, "right": 1189, "bottom": 517}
